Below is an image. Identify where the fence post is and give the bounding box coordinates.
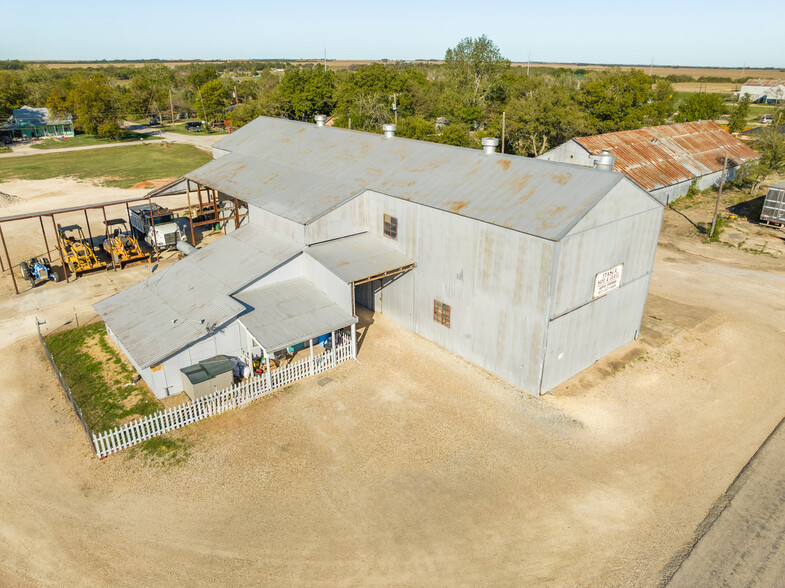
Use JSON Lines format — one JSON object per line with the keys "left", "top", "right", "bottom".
{"left": 351, "top": 323, "right": 357, "bottom": 359}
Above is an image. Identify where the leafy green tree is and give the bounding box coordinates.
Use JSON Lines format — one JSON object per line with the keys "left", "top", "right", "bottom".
{"left": 443, "top": 35, "right": 510, "bottom": 122}
{"left": 70, "top": 75, "right": 118, "bottom": 135}
{"left": 648, "top": 79, "right": 675, "bottom": 125}
{"left": 185, "top": 64, "right": 219, "bottom": 90}
{"left": 197, "top": 78, "right": 230, "bottom": 116}
{"left": 674, "top": 93, "right": 724, "bottom": 122}
{"left": 505, "top": 78, "right": 592, "bottom": 156}
{"left": 396, "top": 116, "right": 437, "bottom": 141}
{"left": 0, "top": 71, "right": 27, "bottom": 118}
{"left": 728, "top": 93, "right": 751, "bottom": 134}
{"left": 276, "top": 67, "right": 336, "bottom": 120}
{"left": 578, "top": 68, "right": 657, "bottom": 132}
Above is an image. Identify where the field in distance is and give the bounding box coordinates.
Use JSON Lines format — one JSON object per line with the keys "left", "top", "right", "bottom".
{"left": 23, "top": 60, "right": 784, "bottom": 80}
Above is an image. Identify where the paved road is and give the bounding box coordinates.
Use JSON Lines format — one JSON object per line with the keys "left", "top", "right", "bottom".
{"left": 0, "top": 138, "right": 163, "bottom": 158}
{"left": 665, "top": 417, "right": 785, "bottom": 587}
{"left": 123, "top": 121, "right": 223, "bottom": 151}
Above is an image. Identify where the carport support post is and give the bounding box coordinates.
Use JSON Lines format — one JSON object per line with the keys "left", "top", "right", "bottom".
{"left": 186, "top": 180, "right": 196, "bottom": 245}
{"left": 234, "top": 197, "right": 240, "bottom": 231}
{"left": 38, "top": 217, "right": 50, "bottom": 260}
{"left": 0, "top": 223, "right": 18, "bottom": 295}
{"left": 309, "top": 339, "right": 314, "bottom": 376}
{"left": 148, "top": 197, "right": 159, "bottom": 262}
{"left": 101, "top": 206, "right": 116, "bottom": 271}
{"left": 331, "top": 331, "right": 336, "bottom": 367}
{"left": 351, "top": 323, "right": 357, "bottom": 359}
{"left": 51, "top": 215, "right": 70, "bottom": 283}
{"left": 83, "top": 209, "right": 94, "bottom": 250}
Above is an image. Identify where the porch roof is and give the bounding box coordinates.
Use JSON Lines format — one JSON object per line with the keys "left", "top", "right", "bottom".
{"left": 236, "top": 277, "right": 356, "bottom": 353}
{"left": 306, "top": 232, "right": 415, "bottom": 284}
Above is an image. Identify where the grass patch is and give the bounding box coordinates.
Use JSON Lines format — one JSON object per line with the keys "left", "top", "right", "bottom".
{"left": 44, "top": 322, "right": 162, "bottom": 430}
{"left": 29, "top": 132, "right": 156, "bottom": 150}
{"left": 126, "top": 436, "right": 191, "bottom": 467}
{"left": 0, "top": 142, "right": 211, "bottom": 188}
{"left": 0, "top": 146, "right": 10, "bottom": 153}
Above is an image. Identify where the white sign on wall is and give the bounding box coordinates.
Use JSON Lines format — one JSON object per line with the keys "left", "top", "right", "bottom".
{"left": 593, "top": 264, "right": 623, "bottom": 298}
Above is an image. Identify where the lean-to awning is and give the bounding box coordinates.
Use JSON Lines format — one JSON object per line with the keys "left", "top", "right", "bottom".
{"left": 236, "top": 278, "right": 357, "bottom": 353}
{"left": 307, "top": 232, "right": 415, "bottom": 285}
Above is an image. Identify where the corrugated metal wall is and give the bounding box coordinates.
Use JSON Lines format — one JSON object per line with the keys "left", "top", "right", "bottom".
{"left": 537, "top": 140, "right": 593, "bottom": 166}
{"left": 307, "top": 193, "right": 369, "bottom": 244}
{"left": 248, "top": 204, "right": 306, "bottom": 244}
{"left": 303, "top": 253, "right": 353, "bottom": 314}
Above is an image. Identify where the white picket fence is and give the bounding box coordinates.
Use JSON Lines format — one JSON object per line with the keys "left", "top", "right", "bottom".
{"left": 92, "top": 330, "right": 354, "bottom": 458}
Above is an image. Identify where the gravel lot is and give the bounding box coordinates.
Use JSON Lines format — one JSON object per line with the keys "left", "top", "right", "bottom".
{"left": 0, "top": 180, "right": 784, "bottom": 585}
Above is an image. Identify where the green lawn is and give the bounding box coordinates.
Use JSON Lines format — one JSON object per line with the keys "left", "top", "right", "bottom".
{"left": 0, "top": 142, "right": 211, "bottom": 188}
{"left": 0, "top": 146, "right": 10, "bottom": 153}
{"left": 45, "top": 322, "right": 161, "bottom": 431}
{"left": 30, "top": 131, "right": 157, "bottom": 150}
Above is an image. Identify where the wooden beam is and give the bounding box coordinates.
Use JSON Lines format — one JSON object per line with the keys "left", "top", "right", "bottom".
{"left": 351, "top": 263, "right": 416, "bottom": 286}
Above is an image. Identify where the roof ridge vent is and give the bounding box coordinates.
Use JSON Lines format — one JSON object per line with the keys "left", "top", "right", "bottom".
{"left": 382, "top": 124, "right": 396, "bottom": 138}
{"left": 481, "top": 137, "right": 499, "bottom": 155}
{"left": 593, "top": 149, "right": 615, "bottom": 171}
{"left": 314, "top": 114, "right": 327, "bottom": 127}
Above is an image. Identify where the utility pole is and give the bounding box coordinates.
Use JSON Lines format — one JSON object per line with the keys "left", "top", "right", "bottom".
{"left": 709, "top": 153, "right": 729, "bottom": 238}
{"left": 390, "top": 93, "right": 398, "bottom": 125}
{"left": 648, "top": 59, "right": 654, "bottom": 77}
{"left": 501, "top": 111, "right": 506, "bottom": 154}
{"left": 169, "top": 88, "right": 174, "bottom": 128}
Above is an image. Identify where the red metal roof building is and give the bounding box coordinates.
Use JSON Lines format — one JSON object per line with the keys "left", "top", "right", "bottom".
{"left": 538, "top": 121, "right": 760, "bottom": 204}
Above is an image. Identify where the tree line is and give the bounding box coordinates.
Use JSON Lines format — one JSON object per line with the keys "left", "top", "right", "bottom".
{"left": 0, "top": 38, "right": 778, "bottom": 160}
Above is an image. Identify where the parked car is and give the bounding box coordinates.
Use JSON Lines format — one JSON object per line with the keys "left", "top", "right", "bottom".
{"left": 185, "top": 121, "right": 203, "bottom": 131}
{"left": 759, "top": 114, "right": 774, "bottom": 124}
{"left": 148, "top": 116, "right": 160, "bottom": 126}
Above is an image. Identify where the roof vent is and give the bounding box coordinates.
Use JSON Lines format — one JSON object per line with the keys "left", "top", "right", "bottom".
{"left": 382, "top": 124, "right": 396, "bottom": 138}
{"left": 593, "top": 149, "right": 615, "bottom": 171}
{"left": 314, "top": 114, "right": 327, "bottom": 127}
{"left": 481, "top": 137, "right": 499, "bottom": 155}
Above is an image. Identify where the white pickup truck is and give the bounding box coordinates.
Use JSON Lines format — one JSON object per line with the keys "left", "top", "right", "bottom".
{"left": 128, "top": 204, "right": 188, "bottom": 250}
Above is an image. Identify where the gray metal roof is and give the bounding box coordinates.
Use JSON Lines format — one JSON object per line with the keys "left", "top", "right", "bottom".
{"left": 11, "top": 106, "right": 72, "bottom": 126}
{"left": 307, "top": 232, "right": 414, "bottom": 283}
{"left": 94, "top": 224, "right": 302, "bottom": 368}
{"left": 187, "top": 116, "right": 626, "bottom": 241}
{"left": 236, "top": 278, "right": 357, "bottom": 352}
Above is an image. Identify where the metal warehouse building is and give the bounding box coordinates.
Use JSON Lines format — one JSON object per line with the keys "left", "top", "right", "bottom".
{"left": 96, "top": 116, "right": 664, "bottom": 396}
{"left": 537, "top": 121, "right": 759, "bottom": 205}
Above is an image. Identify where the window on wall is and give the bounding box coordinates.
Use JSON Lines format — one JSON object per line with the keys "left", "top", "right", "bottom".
{"left": 383, "top": 214, "right": 398, "bottom": 240}
{"left": 433, "top": 300, "right": 451, "bottom": 328}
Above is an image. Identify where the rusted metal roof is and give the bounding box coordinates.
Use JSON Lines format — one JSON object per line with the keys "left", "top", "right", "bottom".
{"left": 236, "top": 278, "right": 356, "bottom": 352}
{"left": 94, "top": 224, "right": 302, "bottom": 368}
{"left": 573, "top": 121, "right": 760, "bottom": 191}
{"left": 187, "top": 116, "right": 630, "bottom": 241}
{"left": 307, "top": 232, "right": 414, "bottom": 283}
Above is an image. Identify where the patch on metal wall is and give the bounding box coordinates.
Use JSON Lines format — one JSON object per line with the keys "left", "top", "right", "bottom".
{"left": 593, "top": 264, "right": 623, "bottom": 299}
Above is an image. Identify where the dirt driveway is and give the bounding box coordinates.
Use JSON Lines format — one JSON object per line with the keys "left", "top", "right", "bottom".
{"left": 0, "top": 206, "right": 784, "bottom": 586}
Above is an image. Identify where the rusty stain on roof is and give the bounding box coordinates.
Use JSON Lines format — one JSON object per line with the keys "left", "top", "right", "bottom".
{"left": 574, "top": 121, "right": 759, "bottom": 191}
{"left": 550, "top": 172, "right": 571, "bottom": 185}
{"left": 496, "top": 159, "right": 512, "bottom": 171}
{"left": 447, "top": 200, "right": 470, "bottom": 213}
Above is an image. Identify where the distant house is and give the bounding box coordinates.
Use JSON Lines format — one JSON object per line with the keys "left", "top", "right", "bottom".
{"left": 738, "top": 79, "right": 785, "bottom": 104}
{"left": 537, "top": 121, "right": 760, "bottom": 205}
{"left": 0, "top": 106, "right": 75, "bottom": 142}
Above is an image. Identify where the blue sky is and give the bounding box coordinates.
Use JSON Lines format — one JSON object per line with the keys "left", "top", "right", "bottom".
{"left": 2, "top": 0, "right": 783, "bottom": 68}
